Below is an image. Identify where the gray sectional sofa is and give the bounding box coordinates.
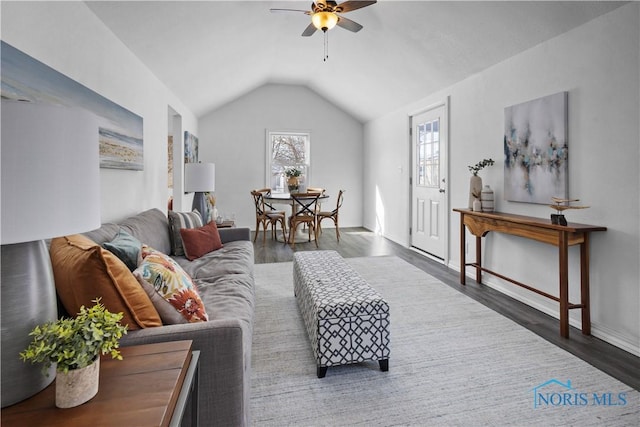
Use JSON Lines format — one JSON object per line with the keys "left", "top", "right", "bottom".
{"left": 73, "top": 208, "right": 255, "bottom": 426}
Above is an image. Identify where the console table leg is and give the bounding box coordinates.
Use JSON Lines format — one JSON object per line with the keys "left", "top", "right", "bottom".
{"left": 475, "top": 236, "right": 482, "bottom": 284}
{"left": 559, "top": 232, "right": 569, "bottom": 338}
{"left": 460, "top": 216, "right": 466, "bottom": 285}
{"left": 580, "top": 235, "right": 592, "bottom": 335}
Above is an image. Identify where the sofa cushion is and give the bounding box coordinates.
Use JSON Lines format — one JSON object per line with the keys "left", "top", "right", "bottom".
{"left": 174, "top": 240, "right": 254, "bottom": 281}
{"left": 102, "top": 229, "right": 142, "bottom": 271}
{"left": 83, "top": 223, "right": 120, "bottom": 246}
{"left": 180, "top": 221, "right": 223, "bottom": 261}
{"left": 120, "top": 208, "right": 173, "bottom": 255}
{"left": 168, "top": 210, "right": 203, "bottom": 256}
{"left": 50, "top": 234, "right": 162, "bottom": 330}
{"left": 134, "top": 245, "right": 209, "bottom": 323}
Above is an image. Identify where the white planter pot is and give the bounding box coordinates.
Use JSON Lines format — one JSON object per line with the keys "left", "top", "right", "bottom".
{"left": 55, "top": 357, "right": 100, "bottom": 408}
{"left": 481, "top": 185, "right": 495, "bottom": 212}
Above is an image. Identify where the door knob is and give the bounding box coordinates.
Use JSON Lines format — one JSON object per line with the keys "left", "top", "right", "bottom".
{"left": 439, "top": 188, "right": 446, "bottom": 193}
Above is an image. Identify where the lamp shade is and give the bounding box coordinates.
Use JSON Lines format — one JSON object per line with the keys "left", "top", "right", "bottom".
{"left": 312, "top": 11, "right": 338, "bottom": 31}
{"left": 184, "top": 162, "right": 215, "bottom": 193}
{"left": 1, "top": 100, "right": 101, "bottom": 243}
{"left": 1, "top": 100, "right": 101, "bottom": 407}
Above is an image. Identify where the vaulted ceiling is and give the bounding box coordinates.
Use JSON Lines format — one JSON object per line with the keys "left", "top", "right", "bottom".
{"left": 86, "top": 1, "right": 625, "bottom": 122}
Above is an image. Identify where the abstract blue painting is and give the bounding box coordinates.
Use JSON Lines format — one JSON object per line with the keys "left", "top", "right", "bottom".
{"left": 504, "top": 92, "right": 568, "bottom": 204}
{"left": 184, "top": 131, "right": 199, "bottom": 164}
{"left": 1, "top": 41, "right": 143, "bottom": 170}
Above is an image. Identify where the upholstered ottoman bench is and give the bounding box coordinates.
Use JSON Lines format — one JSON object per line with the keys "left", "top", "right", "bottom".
{"left": 293, "top": 250, "right": 390, "bottom": 378}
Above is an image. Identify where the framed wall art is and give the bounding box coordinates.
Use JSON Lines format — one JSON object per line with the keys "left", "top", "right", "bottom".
{"left": 1, "top": 41, "right": 144, "bottom": 171}
{"left": 184, "top": 131, "right": 199, "bottom": 164}
{"left": 504, "top": 91, "right": 568, "bottom": 204}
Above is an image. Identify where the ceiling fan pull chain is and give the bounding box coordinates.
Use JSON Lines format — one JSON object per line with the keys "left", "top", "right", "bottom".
{"left": 324, "top": 31, "right": 329, "bottom": 62}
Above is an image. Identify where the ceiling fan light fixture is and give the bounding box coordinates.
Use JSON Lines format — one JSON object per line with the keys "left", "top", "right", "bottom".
{"left": 311, "top": 11, "right": 338, "bottom": 32}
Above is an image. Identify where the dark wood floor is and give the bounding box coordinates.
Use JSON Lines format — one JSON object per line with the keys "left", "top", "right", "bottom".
{"left": 252, "top": 226, "right": 640, "bottom": 391}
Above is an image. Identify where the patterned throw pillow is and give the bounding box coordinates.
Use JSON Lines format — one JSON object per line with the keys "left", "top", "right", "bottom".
{"left": 168, "top": 210, "right": 203, "bottom": 256}
{"left": 133, "top": 245, "right": 209, "bottom": 323}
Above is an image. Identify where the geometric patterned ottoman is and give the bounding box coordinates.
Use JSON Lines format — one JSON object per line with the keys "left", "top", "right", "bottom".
{"left": 293, "top": 250, "right": 390, "bottom": 378}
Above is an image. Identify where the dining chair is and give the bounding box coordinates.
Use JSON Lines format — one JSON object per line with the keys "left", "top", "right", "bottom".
{"left": 251, "top": 189, "right": 287, "bottom": 244}
{"left": 317, "top": 189, "right": 345, "bottom": 242}
{"left": 288, "top": 192, "right": 321, "bottom": 248}
{"left": 306, "top": 187, "right": 325, "bottom": 212}
{"left": 306, "top": 187, "right": 325, "bottom": 194}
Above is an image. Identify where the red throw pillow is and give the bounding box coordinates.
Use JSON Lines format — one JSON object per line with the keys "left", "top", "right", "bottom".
{"left": 180, "top": 221, "right": 223, "bottom": 260}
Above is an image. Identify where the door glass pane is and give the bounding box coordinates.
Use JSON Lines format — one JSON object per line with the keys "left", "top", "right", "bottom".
{"left": 416, "top": 119, "right": 440, "bottom": 188}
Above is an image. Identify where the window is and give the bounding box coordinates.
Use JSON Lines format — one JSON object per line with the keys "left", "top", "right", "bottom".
{"left": 266, "top": 131, "right": 311, "bottom": 193}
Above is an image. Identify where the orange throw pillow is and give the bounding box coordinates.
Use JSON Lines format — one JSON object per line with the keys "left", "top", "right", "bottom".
{"left": 179, "top": 221, "right": 223, "bottom": 261}
{"left": 50, "top": 234, "right": 162, "bottom": 330}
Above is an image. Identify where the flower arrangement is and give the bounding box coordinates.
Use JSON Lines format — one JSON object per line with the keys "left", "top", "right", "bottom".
{"left": 206, "top": 192, "right": 216, "bottom": 207}
{"left": 20, "top": 299, "right": 127, "bottom": 375}
{"left": 285, "top": 167, "right": 302, "bottom": 178}
{"left": 468, "top": 158, "right": 495, "bottom": 176}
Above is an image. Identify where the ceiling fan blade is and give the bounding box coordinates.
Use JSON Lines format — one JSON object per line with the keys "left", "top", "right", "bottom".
{"left": 336, "top": 0, "right": 376, "bottom": 13}
{"left": 270, "top": 8, "right": 310, "bottom": 14}
{"left": 302, "top": 22, "right": 317, "bottom": 37}
{"left": 336, "top": 15, "right": 363, "bottom": 32}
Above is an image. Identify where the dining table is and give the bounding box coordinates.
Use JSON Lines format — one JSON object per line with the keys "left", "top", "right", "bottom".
{"left": 264, "top": 192, "right": 329, "bottom": 243}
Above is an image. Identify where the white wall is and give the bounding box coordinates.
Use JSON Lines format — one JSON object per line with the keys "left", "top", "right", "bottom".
{"left": 1, "top": 1, "right": 198, "bottom": 222}
{"left": 364, "top": 3, "right": 640, "bottom": 354}
{"left": 199, "top": 83, "right": 363, "bottom": 230}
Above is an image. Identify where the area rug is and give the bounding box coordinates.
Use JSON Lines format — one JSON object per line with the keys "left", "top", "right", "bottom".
{"left": 251, "top": 256, "right": 638, "bottom": 426}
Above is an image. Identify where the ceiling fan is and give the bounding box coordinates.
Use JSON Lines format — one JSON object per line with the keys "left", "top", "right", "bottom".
{"left": 271, "top": 1, "right": 377, "bottom": 37}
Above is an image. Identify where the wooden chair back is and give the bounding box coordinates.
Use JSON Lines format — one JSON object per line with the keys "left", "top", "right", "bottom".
{"left": 290, "top": 192, "right": 321, "bottom": 218}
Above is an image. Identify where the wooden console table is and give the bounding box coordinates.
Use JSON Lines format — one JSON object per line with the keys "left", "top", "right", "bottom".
{"left": 453, "top": 209, "right": 606, "bottom": 338}
{"left": 1, "top": 340, "right": 200, "bottom": 427}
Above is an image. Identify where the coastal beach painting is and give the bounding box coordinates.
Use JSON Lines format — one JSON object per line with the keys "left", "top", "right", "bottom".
{"left": 1, "top": 41, "right": 143, "bottom": 170}
{"left": 504, "top": 92, "right": 568, "bottom": 204}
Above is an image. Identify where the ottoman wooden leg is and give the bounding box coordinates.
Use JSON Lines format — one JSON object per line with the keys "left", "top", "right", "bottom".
{"left": 379, "top": 359, "right": 389, "bottom": 372}
{"left": 317, "top": 366, "right": 328, "bottom": 378}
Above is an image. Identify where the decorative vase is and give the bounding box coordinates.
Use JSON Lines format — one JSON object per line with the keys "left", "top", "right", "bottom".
{"left": 472, "top": 199, "right": 482, "bottom": 212}
{"left": 481, "top": 185, "right": 495, "bottom": 212}
{"left": 287, "top": 176, "right": 299, "bottom": 193}
{"left": 468, "top": 175, "right": 483, "bottom": 209}
{"left": 55, "top": 358, "right": 100, "bottom": 408}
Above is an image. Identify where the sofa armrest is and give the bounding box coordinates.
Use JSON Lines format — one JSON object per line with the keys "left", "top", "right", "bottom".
{"left": 219, "top": 227, "right": 250, "bottom": 243}
{"left": 120, "top": 319, "right": 249, "bottom": 427}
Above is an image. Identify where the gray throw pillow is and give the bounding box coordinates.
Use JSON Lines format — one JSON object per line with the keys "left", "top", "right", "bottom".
{"left": 168, "top": 210, "right": 203, "bottom": 256}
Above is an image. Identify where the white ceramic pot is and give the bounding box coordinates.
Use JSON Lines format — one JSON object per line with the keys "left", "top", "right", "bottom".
{"left": 55, "top": 357, "right": 100, "bottom": 408}
{"left": 481, "top": 185, "right": 495, "bottom": 212}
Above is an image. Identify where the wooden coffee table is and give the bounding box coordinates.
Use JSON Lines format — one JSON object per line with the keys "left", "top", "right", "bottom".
{"left": 1, "top": 340, "right": 200, "bottom": 427}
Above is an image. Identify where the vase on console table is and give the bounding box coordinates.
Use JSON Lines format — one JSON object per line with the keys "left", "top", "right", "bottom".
{"left": 468, "top": 175, "right": 482, "bottom": 209}
{"left": 481, "top": 185, "right": 494, "bottom": 212}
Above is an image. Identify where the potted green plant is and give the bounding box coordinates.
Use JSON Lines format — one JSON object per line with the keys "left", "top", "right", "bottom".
{"left": 20, "top": 299, "right": 127, "bottom": 408}
{"left": 285, "top": 167, "right": 302, "bottom": 193}
{"left": 467, "top": 158, "right": 495, "bottom": 209}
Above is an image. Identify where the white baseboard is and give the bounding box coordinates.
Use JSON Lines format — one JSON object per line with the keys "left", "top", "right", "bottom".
{"left": 446, "top": 262, "right": 640, "bottom": 357}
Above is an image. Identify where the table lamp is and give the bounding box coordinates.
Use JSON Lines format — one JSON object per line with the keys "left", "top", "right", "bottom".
{"left": 184, "top": 162, "right": 215, "bottom": 222}
{"left": 1, "top": 100, "right": 101, "bottom": 407}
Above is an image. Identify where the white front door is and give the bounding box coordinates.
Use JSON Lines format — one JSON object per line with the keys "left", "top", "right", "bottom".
{"left": 411, "top": 103, "right": 448, "bottom": 261}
